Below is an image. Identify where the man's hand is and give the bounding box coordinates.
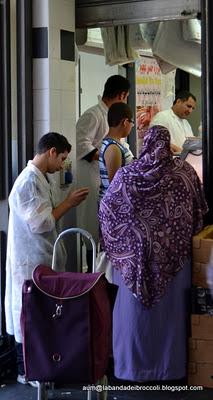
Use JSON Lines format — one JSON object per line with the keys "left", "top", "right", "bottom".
{"left": 91, "top": 150, "right": 99, "bottom": 161}
{"left": 66, "top": 187, "right": 89, "bottom": 207}
{"left": 170, "top": 143, "right": 182, "bottom": 154}
{"left": 52, "top": 188, "right": 89, "bottom": 221}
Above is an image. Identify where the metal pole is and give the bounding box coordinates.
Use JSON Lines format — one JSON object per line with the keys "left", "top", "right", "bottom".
{"left": 201, "top": 0, "right": 213, "bottom": 223}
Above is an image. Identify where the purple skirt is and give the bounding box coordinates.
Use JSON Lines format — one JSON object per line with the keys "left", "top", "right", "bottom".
{"left": 112, "top": 260, "right": 191, "bottom": 381}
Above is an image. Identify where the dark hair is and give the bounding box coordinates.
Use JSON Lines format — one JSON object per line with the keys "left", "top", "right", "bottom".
{"left": 108, "top": 103, "right": 133, "bottom": 127}
{"left": 173, "top": 90, "right": 196, "bottom": 105}
{"left": 37, "top": 132, "right": 71, "bottom": 154}
{"left": 102, "top": 75, "right": 130, "bottom": 99}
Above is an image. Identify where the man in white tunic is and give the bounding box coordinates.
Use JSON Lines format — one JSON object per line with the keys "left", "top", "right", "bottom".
{"left": 150, "top": 90, "right": 196, "bottom": 153}
{"left": 76, "top": 75, "right": 130, "bottom": 271}
{"left": 5, "top": 132, "right": 89, "bottom": 385}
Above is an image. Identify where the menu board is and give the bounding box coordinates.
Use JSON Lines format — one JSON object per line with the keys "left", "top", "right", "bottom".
{"left": 136, "top": 56, "right": 175, "bottom": 156}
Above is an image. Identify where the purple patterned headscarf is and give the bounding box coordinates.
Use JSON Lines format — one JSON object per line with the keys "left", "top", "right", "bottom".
{"left": 99, "top": 125, "right": 208, "bottom": 308}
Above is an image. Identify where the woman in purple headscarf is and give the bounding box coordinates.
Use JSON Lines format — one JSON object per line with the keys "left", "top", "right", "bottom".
{"left": 99, "top": 125, "right": 207, "bottom": 382}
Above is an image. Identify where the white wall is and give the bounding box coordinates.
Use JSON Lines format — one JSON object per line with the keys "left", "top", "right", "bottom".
{"left": 33, "top": 0, "right": 76, "bottom": 154}
{"left": 79, "top": 51, "right": 118, "bottom": 115}
{"left": 32, "top": 0, "right": 79, "bottom": 271}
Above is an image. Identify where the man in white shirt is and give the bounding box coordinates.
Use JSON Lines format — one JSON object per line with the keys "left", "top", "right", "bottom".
{"left": 76, "top": 75, "right": 130, "bottom": 271}
{"left": 150, "top": 91, "right": 196, "bottom": 153}
{"left": 5, "top": 132, "right": 89, "bottom": 385}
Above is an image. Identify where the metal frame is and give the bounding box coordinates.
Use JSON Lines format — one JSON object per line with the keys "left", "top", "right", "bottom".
{"left": 0, "top": 231, "right": 7, "bottom": 335}
{"left": 76, "top": 0, "right": 201, "bottom": 28}
{"left": 16, "top": 0, "right": 33, "bottom": 173}
{"left": 201, "top": 0, "right": 213, "bottom": 223}
{"left": 0, "top": 0, "right": 12, "bottom": 199}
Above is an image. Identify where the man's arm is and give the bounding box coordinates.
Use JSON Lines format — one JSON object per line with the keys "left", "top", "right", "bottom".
{"left": 83, "top": 148, "right": 99, "bottom": 162}
{"left": 16, "top": 180, "right": 89, "bottom": 233}
{"left": 104, "top": 144, "right": 122, "bottom": 182}
{"left": 52, "top": 188, "right": 89, "bottom": 221}
{"left": 76, "top": 112, "right": 100, "bottom": 160}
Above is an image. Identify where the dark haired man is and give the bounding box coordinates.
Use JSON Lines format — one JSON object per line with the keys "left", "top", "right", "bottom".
{"left": 5, "top": 132, "right": 89, "bottom": 386}
{"left": 76, "top": 75, "right": 131, "bottom": 270}
{"left": 150, "top": 90, "right": 196, "bottom": 153}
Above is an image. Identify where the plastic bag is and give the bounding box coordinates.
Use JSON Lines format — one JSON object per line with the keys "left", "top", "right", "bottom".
{"left": 101, "top": 25, "right": 139, "bottom": 66}
{"left": 152, "top": 20, "right": 201, "bottom": 77}
{"left": 96, "top": 251, "right": 112, "bottom": 283}
{"left": 182, "top": 19, "right": 201, "bottom": 44}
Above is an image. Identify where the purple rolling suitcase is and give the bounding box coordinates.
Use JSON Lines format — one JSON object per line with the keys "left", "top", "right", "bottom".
{"left": 21, "top": 228, "right": 114, "bottom": 400}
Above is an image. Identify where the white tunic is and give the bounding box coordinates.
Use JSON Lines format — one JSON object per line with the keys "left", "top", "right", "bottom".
{"left": 5, "top": 162, "right": 65, "bottom": 342}
{"left": 76, "top": 97, "right": 109, "bottom": 245}
{"left": 150, "top": 108, "right": 194, "bottom": 148}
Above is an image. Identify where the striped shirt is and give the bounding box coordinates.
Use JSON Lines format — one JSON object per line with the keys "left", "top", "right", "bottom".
{"left": 99, "top": 138, "right": 133, "bottom": 201}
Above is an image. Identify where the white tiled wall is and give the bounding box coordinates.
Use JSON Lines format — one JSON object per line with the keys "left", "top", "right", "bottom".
{"left": 61, "top": 90, "right": 75, "bottom": 120}
{"left": 32, "top": 0, "right": 78, "bottom": 270}
{"left": 49, "top": 0, "right": 75, "bottom": 30}
{"left": 60, "top": 61, "right": 76, "bottom": 91}
{"left": 33, "top": 59, "right": 49, "bottom": 90}
{"left": 49, "top": 27, "right": 60, "bottom": 59}
{"left": 49, "top": 60, "right": 61, "bottom": 89}
{"left": 49, "top": 90, "right": 61, "bottom": 123}
{"left": 33, "top": 0, "right": 49, "bottom": 28}
{"left": 33, "top": 89, "right": 50, "bottom": 121}
{"left": 33, "top": 120, "right": 50, "bottom": 152}
{"left": 33, "top": 0, "right": 76, "bottom": 149}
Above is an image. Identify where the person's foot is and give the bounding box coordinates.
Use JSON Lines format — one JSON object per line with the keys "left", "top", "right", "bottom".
{"left": 17, "top": 374, "right": 39, "bottom": 388}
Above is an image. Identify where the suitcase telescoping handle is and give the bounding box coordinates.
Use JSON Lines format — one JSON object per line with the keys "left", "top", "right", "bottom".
{"left": 52, "top": 228, "right": 96, "bottom": 273}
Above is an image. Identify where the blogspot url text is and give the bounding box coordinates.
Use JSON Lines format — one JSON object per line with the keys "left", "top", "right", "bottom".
{"left": 82, "top": 384, "right": 203, "bottom": 392}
